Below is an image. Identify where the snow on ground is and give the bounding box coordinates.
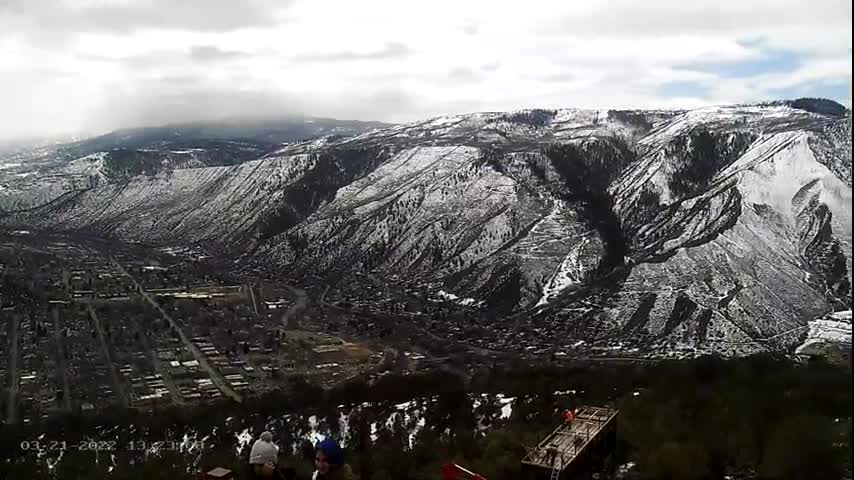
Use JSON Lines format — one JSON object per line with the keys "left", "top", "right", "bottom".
{"left": 425, "top": 115, "right": 464, "bottom": 128}
{"left": 496, "top": 394, "right": 516, "bottom": 420}
{"left": 731, "top": 132, "right": 846, "bottom": 223}
{"left": 33, "top": 392, "right": 538, "bottom": 473}
{"left": 393, "top": 400, "right": 429, "bottom": 449}
{"left": 332, "top": 146, "right": 478, "bottom": 205}
{"left": 796, "top": 310, "right": 852, "bottom": 354}
{"left": 16, "top": 154, "right": 313, "bottom": 245}
{"left": 617, "top": 462, "right": 636, "bottom": 477}
{"left": 436, "top": 290, "right": 482, "bottom": 307}
{"left": 608, "top": 108, "right": 809, "bottom": 215}
{"left": 536, "top": 238, "right": 589, "bottom": 306}
{"left": 63, "top": 152, "right": 107, "bottom": 175}
{"left": 169, "top": 149, "right": 206, "bottom": 154}
{"left": 805, "top": 320, "right": 852, "bottom": 345}
{"left": 235, "top": 429, "right": 252, "bottom": 456}
{"left": 552, "top": 108, "right": 596, "bottom": 125}
{"left": 338, "top": 412, "right": 350, "bottom": 446}
{"left": 306, "top": 415, "right": 325, "bottom": 444}
{"left": 657, "top": 131, "right": 833, "bottom": 255}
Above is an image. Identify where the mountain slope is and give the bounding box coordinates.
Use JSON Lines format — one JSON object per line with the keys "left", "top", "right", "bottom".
{"left": 538, "top": 108, "right": 850, "bottom": 355}
{"left": 0, "top": 117, "right": 388, "bottom": 212}
{"left": 1, "top": 102, "right": 850, "bottom": 356}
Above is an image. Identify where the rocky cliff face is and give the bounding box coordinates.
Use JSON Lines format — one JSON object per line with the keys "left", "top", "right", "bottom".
{"left": 1, "top": 103, "right": 850, "bottom": 355}
{"left": 547, "top": 108, "right": 852, "bottom": 356}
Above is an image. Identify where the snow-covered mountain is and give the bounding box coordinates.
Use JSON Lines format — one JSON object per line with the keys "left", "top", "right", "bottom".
{"left": 0, "top": 117, "right": 388, "bottom": 212}
{"left": 1, "top": 101, "right": 850, "bottom": 355}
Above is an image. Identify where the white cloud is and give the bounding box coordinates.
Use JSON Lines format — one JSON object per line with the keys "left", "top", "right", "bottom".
{"left": 0, "top": 0, "right": 851, "bottom": 139}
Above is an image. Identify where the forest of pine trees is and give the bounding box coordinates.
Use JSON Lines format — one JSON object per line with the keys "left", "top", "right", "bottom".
{"left": 0, "top": 354, "right": 850, "bottom": 480}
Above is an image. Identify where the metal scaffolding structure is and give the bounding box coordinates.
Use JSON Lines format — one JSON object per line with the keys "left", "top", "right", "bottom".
{"left": 522, "top": 406, "right": 618, "bottom": 479}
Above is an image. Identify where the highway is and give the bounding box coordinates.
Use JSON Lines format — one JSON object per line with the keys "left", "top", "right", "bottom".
{"left": 52, "top": 307, "right": 73, "bottom": 412}
{"left": 87, "top": 304, "right": 129, "bottom": 408}
{"left": 110, "top": 256, "right": 243, "bottom": 403}
{"left": 248, "top": 283, "right": 260, "bottom": 317}
{"left": 128, "top": 316, "right": 185, "bottom": 406}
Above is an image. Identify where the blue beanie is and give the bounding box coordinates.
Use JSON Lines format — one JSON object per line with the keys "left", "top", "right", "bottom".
{"left": 316, "top": 438, "right": 344, "bottom": 465}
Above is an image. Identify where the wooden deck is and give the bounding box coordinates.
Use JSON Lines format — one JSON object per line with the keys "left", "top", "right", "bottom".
{"left": 522, "top": 406, "right": 618, "bottom": 472}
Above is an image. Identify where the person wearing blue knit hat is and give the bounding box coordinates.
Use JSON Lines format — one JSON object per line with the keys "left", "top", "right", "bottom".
{"left": 312, "top": 438, "right": 354, "bottom": 480}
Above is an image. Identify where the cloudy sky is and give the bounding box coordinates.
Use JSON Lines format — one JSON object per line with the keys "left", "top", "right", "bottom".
{"left": 1, "top": 0, "right": 851, "bottom": 140}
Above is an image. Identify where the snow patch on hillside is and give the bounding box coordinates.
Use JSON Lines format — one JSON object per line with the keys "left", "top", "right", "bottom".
{"left": 436, "top": 290, "right": 482, "bottom": 307}
{"left": 537, "top": 238, "right": 590, "bottom": 306}
{"left": 795, "top": 310, "right": 852, "bottom": 354}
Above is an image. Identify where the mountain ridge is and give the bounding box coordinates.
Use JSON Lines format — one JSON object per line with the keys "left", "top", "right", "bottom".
{"left": 1, "top": 100, "right": 850, "bottom": 356}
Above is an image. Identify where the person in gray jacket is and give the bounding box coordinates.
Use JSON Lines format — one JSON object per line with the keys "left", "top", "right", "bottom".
{"left": 249, "top": 431, "right": 279, "bottom": 478}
